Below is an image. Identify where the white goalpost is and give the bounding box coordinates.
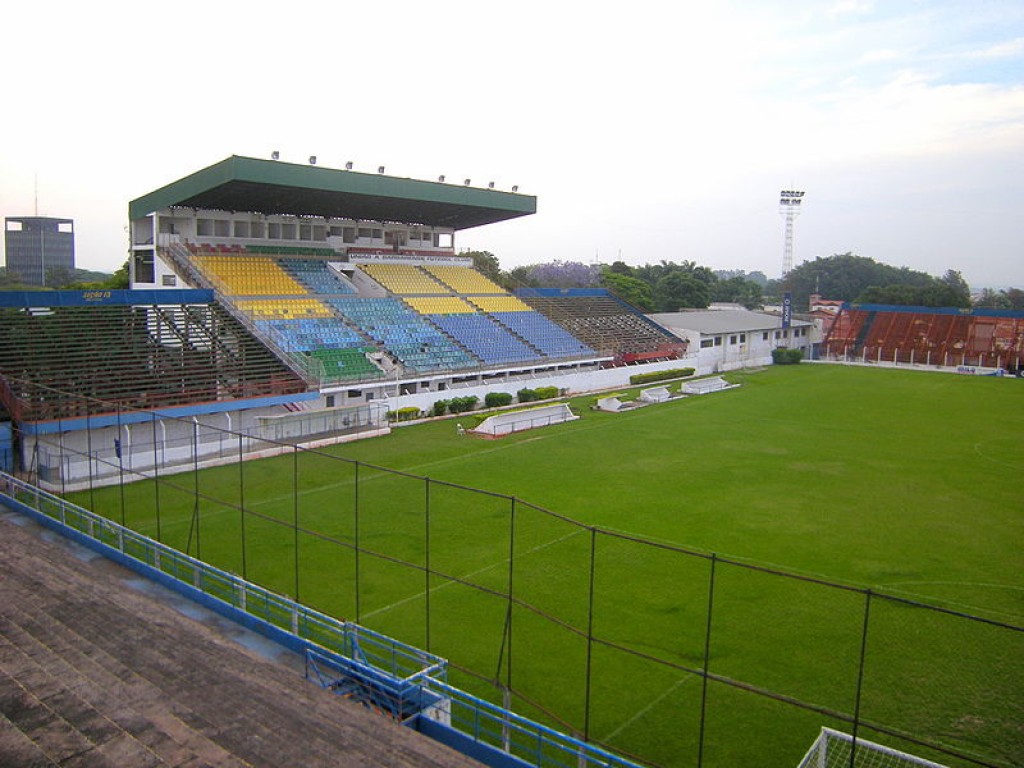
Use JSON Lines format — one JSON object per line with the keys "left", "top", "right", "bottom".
{"left": 796, "top": 728, "right": 951, "bottom": 768}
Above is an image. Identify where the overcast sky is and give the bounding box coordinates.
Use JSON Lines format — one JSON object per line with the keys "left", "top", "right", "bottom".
{"left": 1, "top": 1, "right": 1021, "bottom": 288}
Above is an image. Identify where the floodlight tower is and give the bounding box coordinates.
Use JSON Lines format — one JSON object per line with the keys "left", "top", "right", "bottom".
{"left": 779, "top": 189, "right": 805, "bottom": 276}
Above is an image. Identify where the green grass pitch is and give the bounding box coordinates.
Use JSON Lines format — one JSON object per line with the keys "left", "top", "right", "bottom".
{"left": 76, "top": 365, "right": 1024, "bottom": 768}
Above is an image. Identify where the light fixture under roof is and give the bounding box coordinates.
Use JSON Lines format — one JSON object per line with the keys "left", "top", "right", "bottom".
{"left": 344, "top": 161, "right": 353, "bottom": 170}
{"left": 511, "top": 185, "right": 519, "bottom": 192}
{"left": 308, "top": 155, "right": 317, "bottom": 165}
{"left": 270, "top": 150, "right": 280, "bottom": 161}
{"left": 488, "top": 181, "right": 495, "bottom": 189}
{"left": 438, "top": 174, "right": 446, "bottom": 182}
{"left": 464, "top": 178, "right": 471, "bottom": 186}
{"left": 378, "top": 166, "right": 385, "bottom": 174}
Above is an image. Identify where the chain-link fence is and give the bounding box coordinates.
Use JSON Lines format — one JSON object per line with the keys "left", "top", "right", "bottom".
{"left": 11, "top": 398, "right": 1022, "bottom": 768}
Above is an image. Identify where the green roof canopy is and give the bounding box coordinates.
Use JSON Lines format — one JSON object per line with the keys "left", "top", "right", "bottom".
{"left": 129, "top": 155, "right": 536, "bottom": 230}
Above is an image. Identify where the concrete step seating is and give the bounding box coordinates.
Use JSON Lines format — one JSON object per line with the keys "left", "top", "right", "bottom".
{"left": 0, "top": 514, "right": 481, "bottom": 767}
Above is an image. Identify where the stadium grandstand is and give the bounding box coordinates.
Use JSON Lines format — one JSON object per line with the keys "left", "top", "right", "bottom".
{"left": 820, "top": 303, "right": 1024, "bottom": 372}
{"left": 0, "top": 155, "right": 690, "bottom": 488}
{"left": 128, "top": 155, "right": 668, "bottom": 398}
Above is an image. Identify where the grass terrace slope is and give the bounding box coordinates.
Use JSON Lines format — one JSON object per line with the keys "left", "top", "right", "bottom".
{"left": 74, "top": 365, "right": 1024, "bottom": 768}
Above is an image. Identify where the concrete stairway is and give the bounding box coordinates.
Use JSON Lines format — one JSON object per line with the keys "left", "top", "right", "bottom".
{"left": 0, "top": 512, "right": 481, "bottom": 767}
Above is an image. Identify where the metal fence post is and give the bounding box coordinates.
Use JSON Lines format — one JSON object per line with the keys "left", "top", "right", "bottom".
{"left": 116, "top": 404, "right": 125, "bottom": 526}
{"left": 425, "top": 476, "right": 432, "bottom": 653}
{"left": 57, "top": 401, "right": 66, "bottom": 496}
{"left": 698, "top": 553, "right": 717, "bottom": 768}
{"left": 151, "top": 413, "right": 162, "bottom": 543}
{"left": 86, "top": 412, "right": 95, "bottom": 510}
{"left": 191, "top": 418, "right": 201, "bottom": 560}
{"left": 239, "top": 431, "right": 247, "bottom": 580}
{"left": 850, "top": 589, "right": 873, "bottom": 768}
{"left": 293, "top": 444, "right": 300, "bottom": 603}
{"left": 354, "top": 460, "right": 361, "bottom": 624}
{"left": 583, "top": 527, "right": 597, "bottom": 742}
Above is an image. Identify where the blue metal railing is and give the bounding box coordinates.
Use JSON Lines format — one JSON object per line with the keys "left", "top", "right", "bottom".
{"left": 1, "top": 472, "right": 642, "bottom": 768}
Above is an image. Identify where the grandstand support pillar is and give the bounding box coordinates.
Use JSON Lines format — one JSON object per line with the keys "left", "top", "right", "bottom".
{"left": 910, "top": 349, "right": 914, "bottom": 366}
{"left": 123, "top": 424, "right": 132, "bottom": 473}
{"left": 224, "top": 412, "right": 232, "bottom": 458}
{"left": 159, "top": 420, "right": 167, "bottom": 466}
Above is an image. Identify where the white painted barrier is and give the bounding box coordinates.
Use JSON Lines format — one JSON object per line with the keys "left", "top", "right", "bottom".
{"left": 681, "top": 376, "right": 733, "bottom": 395}
{"left": 639, "top": 386, "right": 671, "bottom": 403}
{"left": 472, "top": 404, "right": 578, "bottom": 437}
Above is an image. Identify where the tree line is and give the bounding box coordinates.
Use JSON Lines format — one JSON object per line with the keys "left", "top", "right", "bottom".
{"left": 0, "top": 262, "right": 129, "bottom": 291}
{"left": 468, "top": 251, "right": 1021, "bottom": 312}
{"left": 469, "top": 251, "right": 768, "bottom": 312}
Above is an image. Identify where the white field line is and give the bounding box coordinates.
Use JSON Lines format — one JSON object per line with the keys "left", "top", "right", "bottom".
{"left": 359, "top": 528, "right": 585, "bottom": 621}
{"left": 879, "top": 580, "right": 1024, "bottom": 592}
{"left": 601, "top": 675, "right": 694, "bottom": 743}
{"left": 972, "top": 439, "right": 1023, "bottom": 470}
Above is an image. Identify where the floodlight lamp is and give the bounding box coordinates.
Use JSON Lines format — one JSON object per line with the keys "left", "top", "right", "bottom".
{"left": 378, "top": 166, "right": 385, "bottom": 174}
{"left": 511, "top": 185, "right": 519, "bottom": 192}
{"left": 345, "top": 161, "right": 353, "bottom": 170}
{"left": 488, "top": 181, "right": 495, "bottom": 189}
{"left": 309, "top": 155, "right": 317, "bottom": 165}
{"left": 464, "top": 179, "right": 471, "bottom": 186}
{"left": 438, "top": 174, "right": 446, "bottom": 182}
{"left": 271, "top": 150, "right": 280, "bottom": 160}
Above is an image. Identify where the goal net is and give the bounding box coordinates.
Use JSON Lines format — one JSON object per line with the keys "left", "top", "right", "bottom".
{"left": 796, "top": 728, "right": 950, "bottom": 768}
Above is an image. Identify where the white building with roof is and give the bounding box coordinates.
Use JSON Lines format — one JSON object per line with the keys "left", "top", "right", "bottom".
{"left": 649, "top": 309, "right": 815, "bottom": 373}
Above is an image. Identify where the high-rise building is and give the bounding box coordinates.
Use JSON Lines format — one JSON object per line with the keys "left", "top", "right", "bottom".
{"left": 4, "top": 216, "right": 76, "bottom": 287}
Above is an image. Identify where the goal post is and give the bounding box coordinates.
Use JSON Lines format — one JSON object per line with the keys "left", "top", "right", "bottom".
{"left": 796, "top": 728, "right": 950, "bottom": 768}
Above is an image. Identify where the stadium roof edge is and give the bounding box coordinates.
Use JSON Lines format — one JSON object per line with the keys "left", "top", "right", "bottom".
{"left": 129, "top": 155, "right": 537, "bottom": 230}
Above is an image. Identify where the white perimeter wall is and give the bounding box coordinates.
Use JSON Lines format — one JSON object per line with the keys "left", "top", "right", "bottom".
{"left": 379, "top": 354, "right": 758, "bottom": 413}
